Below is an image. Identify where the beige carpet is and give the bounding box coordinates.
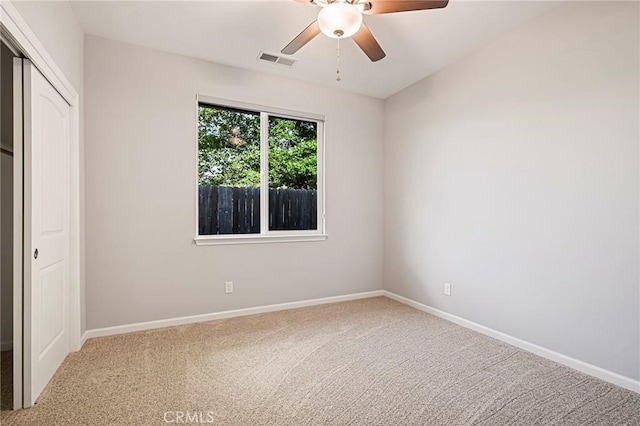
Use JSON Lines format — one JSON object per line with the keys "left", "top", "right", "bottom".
{"left": 0, "top": 297, "right": 638, "bottom": 425}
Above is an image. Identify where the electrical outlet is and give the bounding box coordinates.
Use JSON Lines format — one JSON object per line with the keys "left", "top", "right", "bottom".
{"left": 225, "top": 281, "right": 233, "bottom": 294}
{"left": 444, "top": 283, "right": 451, "bottom": 296}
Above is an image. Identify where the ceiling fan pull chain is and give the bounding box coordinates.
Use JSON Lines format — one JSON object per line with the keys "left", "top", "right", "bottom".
{"left": 336, "top": 37, "right": 341, "bottom": 82}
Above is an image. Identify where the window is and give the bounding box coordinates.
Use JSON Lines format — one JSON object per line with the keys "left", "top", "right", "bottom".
{"left": 195, "top": 96, "right": 326, "bottom": 245}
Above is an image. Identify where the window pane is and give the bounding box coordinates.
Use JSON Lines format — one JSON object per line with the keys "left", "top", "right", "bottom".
{"left": 198, "top": 104, "right": 261, "bottom": 235}
{"left": 268, "top": 116, "right": 318, "bottom": 231}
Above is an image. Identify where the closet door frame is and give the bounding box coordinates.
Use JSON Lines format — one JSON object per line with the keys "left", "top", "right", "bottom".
{"left": 1, "top": 2, "right": 83, "bottom": 410}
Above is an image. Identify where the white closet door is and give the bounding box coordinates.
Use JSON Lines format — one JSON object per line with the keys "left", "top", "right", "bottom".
{"left": 13, "top": 56, "right": 24, "bottom": 411}
{"left": 23, "top": 59, "right": 71, "bottom": 406}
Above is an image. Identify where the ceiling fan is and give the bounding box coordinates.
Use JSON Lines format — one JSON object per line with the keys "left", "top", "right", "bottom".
{"left": 282, "top": 0, "right": 449, "bottom": 63}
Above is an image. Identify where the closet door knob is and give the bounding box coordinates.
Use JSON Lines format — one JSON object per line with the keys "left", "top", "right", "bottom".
{"left": 34, "top": 248, "right": 38, "bottom": 259}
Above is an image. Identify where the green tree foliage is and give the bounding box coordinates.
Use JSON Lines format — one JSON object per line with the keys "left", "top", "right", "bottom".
{"left": 198, "top": 106, "right": 261, "bottom": 187}
{"left": 268, "top": 117, "right": 317, "bottom": 189}
{"left": 198, "top": 105, "right": 317, "bottom": 189}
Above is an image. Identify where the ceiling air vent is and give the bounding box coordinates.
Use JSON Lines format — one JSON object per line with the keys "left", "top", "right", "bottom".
{"left": 258, "top": 51, "right": 298, "bottom": 68}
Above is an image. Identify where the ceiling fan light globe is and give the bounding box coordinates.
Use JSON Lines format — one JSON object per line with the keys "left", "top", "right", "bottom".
{"left": 317, "top": 3, "right": 363, "bottom": 39}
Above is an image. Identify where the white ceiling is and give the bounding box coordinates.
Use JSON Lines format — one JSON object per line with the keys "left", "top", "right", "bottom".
{"left": 70, "top": 0, "right": 562, "bottom": 99}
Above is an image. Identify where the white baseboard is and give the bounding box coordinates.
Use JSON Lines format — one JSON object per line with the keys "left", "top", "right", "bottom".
{"left": 79, "top": 331, "right": 89, "bottom": 350}
{"left": 84, "top": 290, "right": 385, "bottom": 341}
{"left": 383, "top": 290, "right": 640, "bottom": 394}
{"left": 0, "top": 340, "right": 12, "bottom": 351}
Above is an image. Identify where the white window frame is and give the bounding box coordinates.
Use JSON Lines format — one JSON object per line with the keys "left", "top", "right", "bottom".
{"left": 194, "top": 95, "right": 327, "bottom": 245}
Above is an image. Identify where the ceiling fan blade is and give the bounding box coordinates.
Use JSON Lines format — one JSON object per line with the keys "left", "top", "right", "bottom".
{"left": 352, "top": 22, "right": 386, "bottom": 62}
{"left": 363, "top": 0, "right": 449, "bottom": 14}
{"left": 282, "top": 21, "right": 322, "bottom": 55}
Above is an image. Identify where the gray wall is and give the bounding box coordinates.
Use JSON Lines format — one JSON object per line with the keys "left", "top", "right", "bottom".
{"left": 1, "top": 42, "right": 15, "bottom": 348}
{"left": 11, "top": 0, "right": 87, "bottom": 333}
{"left": 84, "top": 36, "right": 384, "bottom": 330}
{"left": 383, "top": 1, "right": 639, "bottom": 380}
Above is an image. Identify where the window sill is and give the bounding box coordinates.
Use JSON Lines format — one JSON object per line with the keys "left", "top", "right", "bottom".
{"left": 194, "top": 234, "right": 328, "bottom": 246}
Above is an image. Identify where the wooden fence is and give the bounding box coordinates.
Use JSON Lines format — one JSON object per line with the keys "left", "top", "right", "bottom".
{"left": 199, "top": 185, "right": 317, "bottom": 235}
